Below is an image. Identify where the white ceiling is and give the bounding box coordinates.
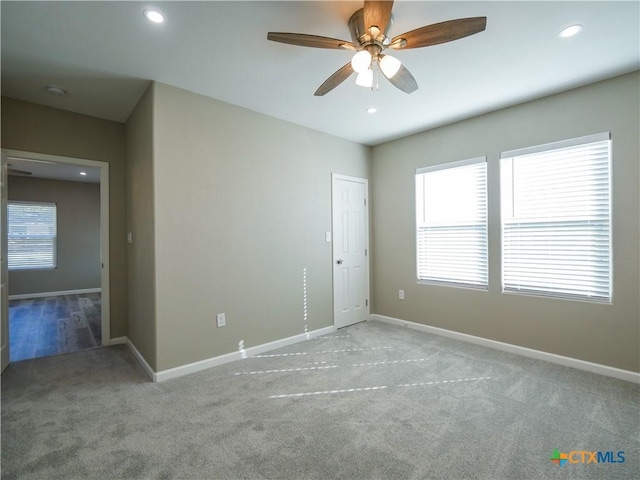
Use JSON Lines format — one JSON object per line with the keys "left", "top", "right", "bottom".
{"left": 2, "top": 1, "right": 639, "bottom": 147}
{"left": 6, "top": 156, "right": 101, "bottom": 184}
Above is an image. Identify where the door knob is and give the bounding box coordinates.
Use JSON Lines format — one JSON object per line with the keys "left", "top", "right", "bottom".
{"left": 336, "top": 259, "right": 344, "bottom": 264}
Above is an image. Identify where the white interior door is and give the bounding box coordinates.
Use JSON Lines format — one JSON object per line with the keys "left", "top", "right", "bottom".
{"left": 1, "top": 151, "right": 9, "bottom": 372}
{"left": 332, "top": 174, "right": 369, "bottom": 329}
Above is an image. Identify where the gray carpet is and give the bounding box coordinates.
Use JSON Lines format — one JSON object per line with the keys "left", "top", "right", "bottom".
{"left": 1, "top": 321, "right": 638, "bottom": 479}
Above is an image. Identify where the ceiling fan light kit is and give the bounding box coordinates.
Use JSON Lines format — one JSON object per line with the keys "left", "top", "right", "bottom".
{"left": 267, "top": 1, "right": 487, "bottom": 96}
{"left": 351, "top": 50, "right": 372, "bottom": 73}
{"left": 379, "top": 54, "right": 401, "bottom": 78}
{"left": 356, "top": 69, "right": 374, "bottom": 88}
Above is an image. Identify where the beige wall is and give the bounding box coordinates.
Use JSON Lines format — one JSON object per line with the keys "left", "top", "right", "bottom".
{"left": 8, "top": 176, "right": 100, "bottom": 295}
{"left": 125, "top": 85, "right": 157, "bottom": 370}
{"left": 151, "top": 83, "right": 371, "bottom": 370}
{"left": 5, "top": 73, "right": 635, "bottom": 375}
{"left": 1, "top": 97, "right": 128, "bottom": 338}
{"left": 371, "top": 71, "right": 640, "bottom": 373}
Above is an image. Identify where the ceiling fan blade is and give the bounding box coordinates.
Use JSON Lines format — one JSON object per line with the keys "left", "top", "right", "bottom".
{"left": 390, "top": 17, "right": 487, "bottom": 49}
{"left": 363, "top": 1, "right": 394, "bottom": 35}
{"left": 7, "top": 168, "right": 32, "bottom": 176}
{"left": 383, "top": 63, "right": 418, "bottom": 94}
{"left": 267, "top": 32, "right": 354, "bottom": 50}
{"left": 314, "top": 62, "right": 355, "bottom": 96}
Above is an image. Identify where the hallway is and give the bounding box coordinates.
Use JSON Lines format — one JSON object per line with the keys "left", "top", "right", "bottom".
{"left": 9, "top": 293, "right": 101, "bottom": 362}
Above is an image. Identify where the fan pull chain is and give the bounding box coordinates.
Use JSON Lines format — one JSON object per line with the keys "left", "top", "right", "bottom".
{"left": 372, "top": 63, "right": 379, "bottom": 91}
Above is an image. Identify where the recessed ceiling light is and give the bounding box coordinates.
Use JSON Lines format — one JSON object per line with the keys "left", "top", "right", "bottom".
{"left": 44, "top": 85, "right": 68, "bottom": 97}
{"left": 144, "top": 9, "right": 164, "bottom": 24}
{"left": 80, "top": 172, "right": 87, "bottom": 176}
{"left": 367, "top": 107, "right": 377, "bottom": 114}
{"left": 559, "top": 24, "right": 582, "bottom": 38}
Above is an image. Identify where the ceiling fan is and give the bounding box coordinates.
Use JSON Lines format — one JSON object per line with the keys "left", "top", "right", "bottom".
{"left": 267, "top": 0, "right": 486, "bottom": 96}
{"left": 7, "top": 164, "right": 32, "bottom": 176}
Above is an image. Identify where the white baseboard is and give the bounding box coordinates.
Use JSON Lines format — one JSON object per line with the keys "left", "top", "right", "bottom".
{"left": 155, "top": 325, "right": 335, "bottom": 382}
{"left": 118, "top": 337, "right": 156, "bottom": 382}
{"left": 9, "top": 288, "right": 101, "bottom": 300}
{"left": 370, "top": 314, "right": 640, "bottom": 384}
{"left": 112, "top": 326, "right": 336, "bottom": 383}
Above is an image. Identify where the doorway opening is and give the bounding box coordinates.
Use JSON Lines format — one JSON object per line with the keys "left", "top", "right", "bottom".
{"left": 1, "top": 150, "right": 110, "bottom": 368}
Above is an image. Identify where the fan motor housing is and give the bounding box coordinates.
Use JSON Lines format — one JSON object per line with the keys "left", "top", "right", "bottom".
{"left": 348, "top": 8, "right": 393, "bottom": 48}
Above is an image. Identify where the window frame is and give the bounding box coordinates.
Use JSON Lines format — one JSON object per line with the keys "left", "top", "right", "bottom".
{"left": 415, "top": 156, "right": 489, "bottom": 290}
{"left": 499, "top": 132, "right": 612, "bottom": 303}
{"left": 7, "top": 200, "right": 58, "bottom": 271}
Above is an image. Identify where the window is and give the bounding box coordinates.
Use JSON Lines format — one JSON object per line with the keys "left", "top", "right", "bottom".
{"left": 416, "top": 157, "right": 488, "bottom": 288}
{"left": 7, "top": 201, "right": 57, "bottom": 270}
{"left": 500, "top": 132, "right": 611, "bottom": 302}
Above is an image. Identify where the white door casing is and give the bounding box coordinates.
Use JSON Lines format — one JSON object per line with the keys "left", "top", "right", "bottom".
{"left": 1, "top": 152, "right": 9, "bottom": 372}
{"left": 332, "top": 174, "right": 369, "bottom": 329}
{"left": 1, "top": 149, "right": 111, "bottom": 354}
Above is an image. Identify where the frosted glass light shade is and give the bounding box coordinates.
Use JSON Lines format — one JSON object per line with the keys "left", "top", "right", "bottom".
{"left": 351, "top": 51, "right": 372, "bottom": 74}
{"left": 379, "top": 55, "right": 401, "bottom": 78}
{"left": 356, "top": 69, "right": 373, "bottom": 88}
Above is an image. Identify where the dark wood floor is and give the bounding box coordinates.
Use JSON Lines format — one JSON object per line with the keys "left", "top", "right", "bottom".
{"left": 9, "top": 293, "right": 101, "bottom": 362}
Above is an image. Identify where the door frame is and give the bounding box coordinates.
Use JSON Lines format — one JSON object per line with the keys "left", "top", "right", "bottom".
{"left": 331, "top": 173, "right": 370, "bottom": 329}
{"left": 1, "top": 152, "right": 8, "bottom": 371}
{"left": 1, "top": 149, "right": 111, "bottom": 358}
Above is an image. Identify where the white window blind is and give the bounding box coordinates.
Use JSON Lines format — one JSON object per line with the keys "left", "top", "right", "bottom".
{"left": 416, "top": 157, "right": 488, "bottom": 288}
{"left": 7, "top": 201, "right": 57, "bottom": 270}
{"left": 500, "top": 132, "right": 611, "bottom": 302}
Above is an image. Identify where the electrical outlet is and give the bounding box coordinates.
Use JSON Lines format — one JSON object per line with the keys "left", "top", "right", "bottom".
{"left": 399, "top": 290, "right": 405, "bottom": 300}
{"left": 216, "top": 313, "right": 226, "bottom": 327}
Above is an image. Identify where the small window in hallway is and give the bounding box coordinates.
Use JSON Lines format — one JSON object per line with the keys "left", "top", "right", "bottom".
{"left": 7, "top": 201, "right": 57, "bottom": 270}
